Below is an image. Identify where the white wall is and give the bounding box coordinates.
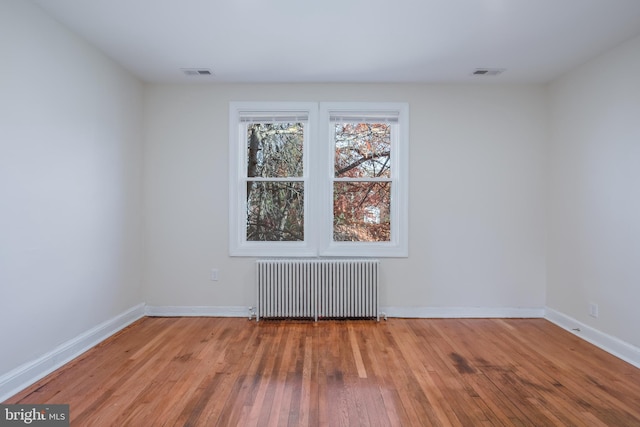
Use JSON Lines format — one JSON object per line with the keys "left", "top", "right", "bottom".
{"left": 143, "top": 84, "right": 548, "bottom": 313}
{"left": 0, "top": 1, "right": 144, "bottom": 375}
{"left": 547, "top": 35, "right": 640, "bottom": 348}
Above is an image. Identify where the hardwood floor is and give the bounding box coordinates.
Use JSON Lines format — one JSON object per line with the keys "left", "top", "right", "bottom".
{"left": 5, "top": 317, "right": 640, "bottom": 426}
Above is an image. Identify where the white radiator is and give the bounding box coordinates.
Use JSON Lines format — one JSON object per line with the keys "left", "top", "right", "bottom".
{"left": 255, "top": 259, "right": 379, "bottom": 321}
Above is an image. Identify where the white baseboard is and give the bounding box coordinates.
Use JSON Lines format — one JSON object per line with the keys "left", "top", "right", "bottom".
{"left": 544, "top": 307, "right": 640, "bottom": 369}
{"left": 144, "top": 305, "right": 545, "bottom": 319}
{"left": 0, "top": 303, "right": 145, "bottom": 402}
{"left": 144, "top": 305, "right": 250, "bottom": 318}
{"left": 381, "top": 306, "right": 545, "bottom": 318}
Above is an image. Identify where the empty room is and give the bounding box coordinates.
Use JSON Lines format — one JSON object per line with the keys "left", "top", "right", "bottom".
{"left": 1, "top": 0, "right": 640, "bottom": 425}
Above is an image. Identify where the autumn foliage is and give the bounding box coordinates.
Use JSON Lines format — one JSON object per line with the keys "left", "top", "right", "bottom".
{"left": 246, "top": 121, "right": 391, "bottom": 242}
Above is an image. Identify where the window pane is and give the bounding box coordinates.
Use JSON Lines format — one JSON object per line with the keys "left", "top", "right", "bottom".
{"left": 247, "top": 123, "right": 304, "bottom": 178}
{"left": 333, "top": 182, "right": 391, "bottom": 242}
{"left": 334, "top": 123, "right": 391, "bottom": 178}
{"left": 247, "top": 181, "right": 304, "bottom": 241}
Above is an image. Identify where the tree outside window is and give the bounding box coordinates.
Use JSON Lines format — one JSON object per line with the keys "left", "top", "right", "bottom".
{"left": 246, "top": 122, "right": 305, "bottom": 242}
{"left": 333, "top": 122, "right": 392, "bottom": 242}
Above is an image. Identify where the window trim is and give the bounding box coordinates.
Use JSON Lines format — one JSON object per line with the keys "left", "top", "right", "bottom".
{"left": 229, "top": 101, "right": 409, "bottom": 258}
{"left": 318, "top": 102, "right": 409, "bottom": 257}
{"left": 228, "top": 101, "right": 318, "bottom": 257}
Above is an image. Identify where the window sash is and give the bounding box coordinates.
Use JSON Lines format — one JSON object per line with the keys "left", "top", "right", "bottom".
{"left": 320, "top": 102, "right": 408, "bottom": 257}
{"left": 332, "top": 177, "right": 392, "bottom": 182}
{"left": 229, "top": 102, "right": 318, "bottom": 257}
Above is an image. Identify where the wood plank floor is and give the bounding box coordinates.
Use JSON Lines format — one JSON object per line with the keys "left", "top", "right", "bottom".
{"left": 5, "top": 317, "right": 640, "bottom": 426}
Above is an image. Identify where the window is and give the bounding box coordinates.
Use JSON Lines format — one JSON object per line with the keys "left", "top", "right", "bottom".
{"left": 229, "top": 102, "right": 408, "bottom": 257}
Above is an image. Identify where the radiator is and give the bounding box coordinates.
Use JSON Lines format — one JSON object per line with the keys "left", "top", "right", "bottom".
{"left": 255, "top": 259, "right": 379, "bottom": 321}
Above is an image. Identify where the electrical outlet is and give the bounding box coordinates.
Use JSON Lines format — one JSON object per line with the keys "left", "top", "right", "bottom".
{"left": 588, "top": 303, "right": 599, "bottom": 318}
{"left": 211, "top": 269, "right": 219, "bottom": 281}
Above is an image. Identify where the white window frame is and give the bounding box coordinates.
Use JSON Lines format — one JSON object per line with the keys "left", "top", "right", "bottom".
{"left": 319, "top": 102, "right": 409, "bottom": 257}
{"left": 228, "top": 102, "right": 318, "bottom": 257}
{"left": 229, "top": 101, "right": 408, "bottom": 258}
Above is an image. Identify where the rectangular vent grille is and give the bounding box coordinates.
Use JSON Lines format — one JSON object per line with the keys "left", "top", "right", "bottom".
{"left": 181, "top": 68, "right": 213, "bottom": 76}
{"left": 472, "top": 68, "right": 506, "bottom": 76}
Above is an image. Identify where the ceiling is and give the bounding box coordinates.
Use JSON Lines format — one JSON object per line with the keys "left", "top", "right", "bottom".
{"left": 32, "top": 0, "right": 640, "bottom": 84}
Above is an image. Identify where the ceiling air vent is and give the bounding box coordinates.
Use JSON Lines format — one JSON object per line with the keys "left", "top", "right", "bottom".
{"left": 181, "top": 68, "right": 213, "bottom": 76}
{"left": 472, "top": 68, "right": 506, "bottom": 76}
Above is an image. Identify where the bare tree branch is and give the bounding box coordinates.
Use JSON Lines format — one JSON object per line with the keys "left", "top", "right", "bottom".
{"left": 335, "top": 151, "right": 390, "bottom": 177}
